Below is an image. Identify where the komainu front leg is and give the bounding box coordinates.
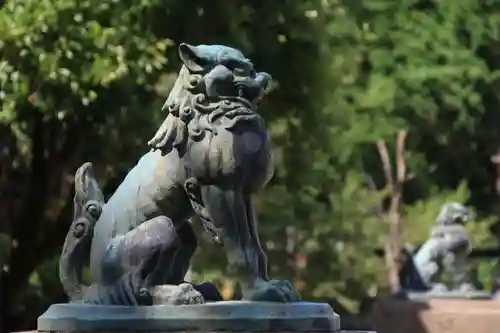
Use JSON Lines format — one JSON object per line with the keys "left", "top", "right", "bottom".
{"left": 243, "top": 195, "right": 300, "bottom": 302}
{"left": 200, "top": 184, "right": 300, "bottom": 302}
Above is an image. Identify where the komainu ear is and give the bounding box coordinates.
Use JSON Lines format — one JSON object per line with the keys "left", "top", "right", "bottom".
{"left": 178, "top": 43, "right": 206, "bottom": 73}
{"left": 255, "top": 72, "right": 272, "bottom": 94}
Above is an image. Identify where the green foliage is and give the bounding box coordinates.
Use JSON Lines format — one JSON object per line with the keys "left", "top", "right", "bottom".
{"left": 290, "top": 172, "right": 387, "bottom": 311}
{"left": 0, "top": 0, "right": 173, "bottom": 328}
{"left": 0, "top": 0, "right": 172, "bottom": 163}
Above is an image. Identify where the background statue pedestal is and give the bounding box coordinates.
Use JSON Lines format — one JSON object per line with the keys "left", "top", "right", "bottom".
{"left": 38, "top": 301, "right": 343, "bottom": 332}
{"left": 394, "top": 290, "right": 492, "bottom": 301}
{"left": 372, "top": 296, "right": 500, "bottom": 333}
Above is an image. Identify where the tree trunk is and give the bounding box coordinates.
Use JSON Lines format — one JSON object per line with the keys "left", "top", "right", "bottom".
{"left": 376, "top": 130, "right": 408, "bottom": 293}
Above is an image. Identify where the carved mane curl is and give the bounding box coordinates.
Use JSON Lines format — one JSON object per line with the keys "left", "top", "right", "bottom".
{"left": 148, "top": 65, "right": 265, "bottom": 156}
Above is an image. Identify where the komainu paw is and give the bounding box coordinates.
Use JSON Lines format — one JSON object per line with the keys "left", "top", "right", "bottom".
{"left": 250, "top": 279, "right": 301, "bottom": 302}
{"left": 151, "top": 283, "right": 205, "bottom": 305}
{"left": 459, "top": 282, "right": 476, "bottom": 293}
{"left": 430, "top": 283, "right": 448, "bottom": 292}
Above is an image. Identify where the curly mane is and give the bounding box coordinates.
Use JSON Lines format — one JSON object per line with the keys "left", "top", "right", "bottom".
{"left": 148, "top": 66, "right": 265, "bottom": 155}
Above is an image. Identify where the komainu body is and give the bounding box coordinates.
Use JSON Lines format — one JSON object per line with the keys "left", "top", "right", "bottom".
{"left": 59, "top": 43, "right": 300, "bottom": 305}
{"left": 399, "top": 202, "right": 476, "bottom": 293}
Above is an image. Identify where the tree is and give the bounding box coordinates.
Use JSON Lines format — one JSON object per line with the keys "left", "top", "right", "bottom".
{"left": 313, "top": 0, "right": 500, "bottom": 297}
{"left": 376, "top": 131, "right": 408, "bottom": 293}
{"left": 0, "top": 0, "right": 171, "bottom": 329}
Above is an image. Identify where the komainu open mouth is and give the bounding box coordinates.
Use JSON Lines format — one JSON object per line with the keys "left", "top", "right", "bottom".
{"left": 207, "top": 102, "right": 262, "bottom": 130}
{"left": 222, "top": 112, "right": 263, "bottom": 131}
{"left": 224, "top": 107, "right": 255, "bottom": 119}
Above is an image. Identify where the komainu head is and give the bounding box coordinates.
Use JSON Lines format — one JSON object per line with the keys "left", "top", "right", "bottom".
{"left": 435, "top": 202, "right": 473, "bottom": 226}
{"left": 175, "top": 43, "right": 271, "bottom": 105}
{"left": 148, "top": 43, "right": 272, "bottom": 154}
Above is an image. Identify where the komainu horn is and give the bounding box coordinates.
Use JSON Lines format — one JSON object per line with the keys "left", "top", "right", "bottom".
{"left": 58, "top": 43, "right": 301, "bottom": 305}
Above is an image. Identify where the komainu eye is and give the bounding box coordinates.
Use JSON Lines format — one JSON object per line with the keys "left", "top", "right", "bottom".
{"left": 222, "top": 58, "right": 250, "bottom": 76}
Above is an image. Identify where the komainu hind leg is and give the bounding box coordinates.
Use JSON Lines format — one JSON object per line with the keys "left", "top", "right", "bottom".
{"left": 59, "top": 162, "right": 105, "bottom": 302}
{"left": 98, "top": 216, "right": 204, "bottom": 305}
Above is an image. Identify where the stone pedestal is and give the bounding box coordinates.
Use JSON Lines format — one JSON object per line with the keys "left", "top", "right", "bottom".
{"left": 372, "top": 296, "right": 500, "bottom": 333}
{"left": 38, "top": 301, "right": 345, "bottom": 333}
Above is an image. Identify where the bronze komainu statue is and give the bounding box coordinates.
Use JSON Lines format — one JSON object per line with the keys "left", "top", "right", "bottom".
{"left": 59, "top": 43, "right": 300, "bottom": 305}
{"left": 399, "top": 202, "right": 476, "bottom": 293}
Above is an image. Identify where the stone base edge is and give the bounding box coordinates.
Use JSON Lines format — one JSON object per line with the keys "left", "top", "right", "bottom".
{"left": 38, "top": 301, "right": 343, "bottom": 332}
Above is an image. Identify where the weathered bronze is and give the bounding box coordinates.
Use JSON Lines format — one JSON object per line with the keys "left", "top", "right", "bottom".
{"left": 58, "top": 43, "right": 300, "bottom": 305}
{"left": 399, "top": 202, "right": 487, "bottom": 298}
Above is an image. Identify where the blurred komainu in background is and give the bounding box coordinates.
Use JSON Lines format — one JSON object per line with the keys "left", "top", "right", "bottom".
{"left": 399, "top": 202, "right": 477, "bottom": 293}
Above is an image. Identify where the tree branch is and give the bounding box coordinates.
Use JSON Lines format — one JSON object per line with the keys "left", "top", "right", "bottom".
{"left": 376, "top": 139, "right": 393, "bottom": 190}
{"left": 395, "top": 131, "right": 408, "bottom": 185}
{"left": 376, "top": 130, "right": 408, "bottom": 293}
